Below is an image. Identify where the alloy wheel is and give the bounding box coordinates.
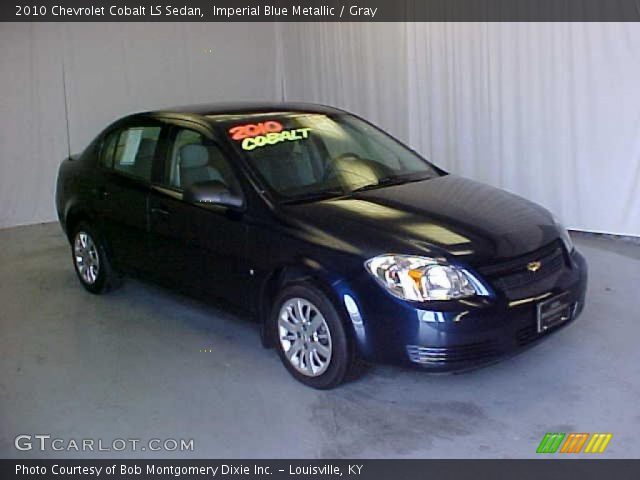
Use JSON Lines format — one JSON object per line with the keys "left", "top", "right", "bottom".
{"left": 73, "top": 231, "right": 100, "bottom": 285}
{"left": 278, "top": 297, "right": 333, "bottom": 377}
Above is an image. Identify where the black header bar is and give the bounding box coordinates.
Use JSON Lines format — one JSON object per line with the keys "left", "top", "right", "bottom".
{"left": 3, "top": 0, "right": 640, "bottom": 22}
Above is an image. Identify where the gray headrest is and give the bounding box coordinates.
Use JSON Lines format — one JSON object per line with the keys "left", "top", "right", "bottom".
{"left": 180, "top": 144, "right": 209, "bottom": 168}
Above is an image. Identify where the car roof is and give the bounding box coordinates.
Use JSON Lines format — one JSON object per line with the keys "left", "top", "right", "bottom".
{"left": 136, "top": 102, "right": 345, "bottom": 121}
{"left": 99, "top": 102, "right": 349, "bottom": 138}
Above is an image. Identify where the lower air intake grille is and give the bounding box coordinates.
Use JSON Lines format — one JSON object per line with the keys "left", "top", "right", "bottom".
{"left": 516, "top": 324, "right": 539, "bottom": 346}
{"left": 406, "top": 341, "right": 500, "bottom": 365}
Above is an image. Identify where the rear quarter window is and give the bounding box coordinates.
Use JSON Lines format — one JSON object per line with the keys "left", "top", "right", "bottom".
{"left": 99, "top": 126, "right": 162, "bottom": 182}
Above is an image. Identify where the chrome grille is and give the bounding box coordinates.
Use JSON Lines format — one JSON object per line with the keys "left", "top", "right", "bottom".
{"left": 478, "top": 241, "right": 566, "bottom": 293}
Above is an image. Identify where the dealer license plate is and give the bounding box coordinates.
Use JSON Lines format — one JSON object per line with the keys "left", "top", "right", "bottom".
{"left": 537, "top": 292, "right": 572, "bottom": 333}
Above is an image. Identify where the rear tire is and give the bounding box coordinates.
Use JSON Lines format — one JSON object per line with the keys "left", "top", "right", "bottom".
{"left": 71, "top": 223, "right": 120, "bottom": 294}
{"left": 272, "top": 283, "right": 356, "bottom": 389}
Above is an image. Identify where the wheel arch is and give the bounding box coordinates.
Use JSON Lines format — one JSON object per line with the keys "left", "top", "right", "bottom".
{"left": 63, "top": 207, "right": 117, "bottom": 263}
{"left": 258, "top": 260, "right": 355, "bottom": 349}
{"left": 64, "top": 205, "right": 93, "bottom": 240}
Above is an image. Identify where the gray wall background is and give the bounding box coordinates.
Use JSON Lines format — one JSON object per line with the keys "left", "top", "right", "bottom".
{"left": 1, "top": 22, "right": 639, "bottom": 236}
{"left": 278, "top": 23, "right": 640, "bottom": 236}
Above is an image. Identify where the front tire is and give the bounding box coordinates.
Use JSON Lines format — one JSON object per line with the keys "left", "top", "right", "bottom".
{"left": 273, "top": 283, "right": 354, "bottom": 389}
{"left": 71, "top": 223, "right": 120, "bottom": 294}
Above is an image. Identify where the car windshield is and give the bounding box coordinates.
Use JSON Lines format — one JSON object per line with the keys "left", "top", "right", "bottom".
{"left": 211, "top": 112, "right": 441, "bottom": 202}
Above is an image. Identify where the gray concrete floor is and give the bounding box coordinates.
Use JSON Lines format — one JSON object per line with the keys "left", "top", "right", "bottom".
{"left": 1, "top": 223, "right": 638, "bottom": 459}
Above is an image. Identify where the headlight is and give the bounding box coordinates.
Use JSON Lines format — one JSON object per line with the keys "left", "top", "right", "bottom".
{"left": 365, "top": 254, "right": 483, "bottom": 301}
{"left": 553, "top": 216, "right": 574, "bottom": 253}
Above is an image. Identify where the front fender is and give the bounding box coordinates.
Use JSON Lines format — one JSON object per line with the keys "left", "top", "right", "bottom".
{"left": 257, "top": 258, "right": 358, "bottom": 350}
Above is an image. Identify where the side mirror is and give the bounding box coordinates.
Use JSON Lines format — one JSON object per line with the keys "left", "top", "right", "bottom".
{"left": 184, "top": 181, "right": 243, "bottom": 209}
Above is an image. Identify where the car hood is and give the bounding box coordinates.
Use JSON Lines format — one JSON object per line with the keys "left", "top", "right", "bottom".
{"left": 279, "top": 174, "right": 559, "bottom": 266}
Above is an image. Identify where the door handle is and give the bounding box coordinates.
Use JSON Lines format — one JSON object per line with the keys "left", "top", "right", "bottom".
{"left": 93, "top": 187, "right": 109, "bottom": 199}
{"left": 150, "top": 206, "right": 170, "bottom": 216}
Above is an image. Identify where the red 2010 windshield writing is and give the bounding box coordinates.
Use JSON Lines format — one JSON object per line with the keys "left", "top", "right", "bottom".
{"left": 229, "top": 121, "right": 283, "bottom": 140}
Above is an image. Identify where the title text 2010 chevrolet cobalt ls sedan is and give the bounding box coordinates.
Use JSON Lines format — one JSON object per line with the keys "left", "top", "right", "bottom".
{"left": 56, "top": 103, "right": 587, "bottom": 388}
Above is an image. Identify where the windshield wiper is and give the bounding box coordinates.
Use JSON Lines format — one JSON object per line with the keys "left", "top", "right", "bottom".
{"left": 349, "top": 174, "right": 432, "bottom": 194}
{"left": 280, "top": 188, "right": 347, "bottom": 205}
{"left": 281, "top": 173, "right": 435, "bottom": 204}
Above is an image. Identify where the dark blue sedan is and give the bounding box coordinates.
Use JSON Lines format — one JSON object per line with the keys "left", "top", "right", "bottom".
{"left": 56, "top": 102, "right": 587, "bottom": 388}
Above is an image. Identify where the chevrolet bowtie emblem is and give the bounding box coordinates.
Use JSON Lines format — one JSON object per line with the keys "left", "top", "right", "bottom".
{"left": 527, "top": 261, "right": 542, "bottom": 272}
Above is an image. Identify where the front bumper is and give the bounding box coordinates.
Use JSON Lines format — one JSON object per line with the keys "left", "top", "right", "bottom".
{"left": 343, "top": 249, "right": 588, "bottom": 372}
